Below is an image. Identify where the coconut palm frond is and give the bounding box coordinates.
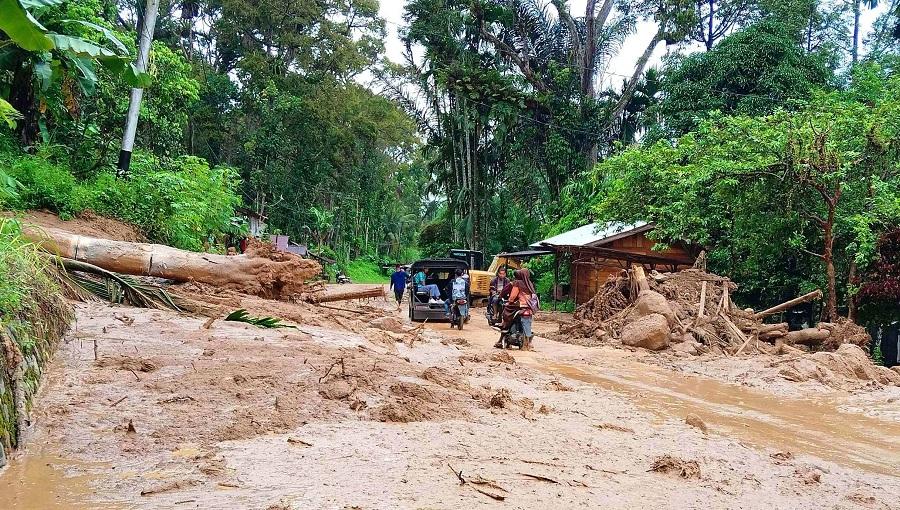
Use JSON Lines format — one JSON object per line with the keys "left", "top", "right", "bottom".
{"left": 51, "top": 257, "right": 184, "bottom": 311}
{"left": 225, "top": 309, "right": 296, "bottom": 329}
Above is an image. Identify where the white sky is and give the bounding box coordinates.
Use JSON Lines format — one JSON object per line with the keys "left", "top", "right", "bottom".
{"left": 377, "top": 0, "right": 887, "bottom": 90}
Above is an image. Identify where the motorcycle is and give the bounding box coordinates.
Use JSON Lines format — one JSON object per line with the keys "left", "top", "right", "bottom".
{"left": 449, "top": 297, "right": 468, "bottom": 330}
{"left": 494, "top": 307, "right": 526, "bottom": 350}
{"left": 336, "top": 272, "right": 352, "bottom": 284}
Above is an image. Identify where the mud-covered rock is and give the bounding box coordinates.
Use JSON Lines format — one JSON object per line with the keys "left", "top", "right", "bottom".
{"left": 631, "top": 290, "right": 676, "bottom": 326}
{"left": 621, "top": 313, "right": 670, "bottom": 351}
{"left": 778, "top": 344, "right": 900, "bottom": 389}
{"left": 685, "top": 413, "right": 708, "bottom": 433}
{"left": 370, "top": 316, "right": 408, "bottom": 335}
{"left": 490, "top": 351, "right": 516, "bottom": 364}
{"left": 672, "top": 341, "right": 700, "bottom": 356}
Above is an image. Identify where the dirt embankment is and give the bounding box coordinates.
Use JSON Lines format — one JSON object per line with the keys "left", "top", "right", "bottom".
{"left": 6, "top": 210, "right": 146, "bottom": 242}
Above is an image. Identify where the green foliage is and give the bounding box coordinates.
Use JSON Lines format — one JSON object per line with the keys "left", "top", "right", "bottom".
{"left": 343, "top": 258, "right": 389, "bottom": 284}
{"left": 225, "top": 309, "right": 296, "bottom": 329}
{"left": 3, "top": 141, "right": 242, "bottom": 250}
{"left": 418, "top": 213, "right": 455, "bottom": 259}
{"left": 653, "top": 16, "right": 833, "bottom": 138}
{"left": 590, "top": 65, "right": 900, "bottom": 312}
{"left": 871, "top": 342, "right": 885, "bottom": 366}
{"left": 0, "top": 218, "right": 65, "bottom": 346}
{"left": 5, "top": 148, "right": 79, "bottom": 216}
{"left": 0, "top": 99, "right": 23, "bottom": 129}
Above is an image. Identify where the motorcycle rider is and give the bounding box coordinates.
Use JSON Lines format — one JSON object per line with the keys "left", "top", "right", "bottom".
{"left": 444, "top": 269, "right": 469, "bottom": 319}
{"left": 488, "top": 267, "right": 510, "bottom": 322}
{"left": 496, "top": 269, "right": 538, "bottom": 350}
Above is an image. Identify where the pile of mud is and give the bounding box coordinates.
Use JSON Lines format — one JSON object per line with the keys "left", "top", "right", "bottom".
{"left": 775, "top": 344, "right": 900, "bottom": 389}
{"left": 555, "top": 268, "right": 873, "bottom": 359}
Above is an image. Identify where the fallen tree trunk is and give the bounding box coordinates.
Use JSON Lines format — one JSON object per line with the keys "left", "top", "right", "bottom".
{"left": 753, "top": 290, "right": 823, "bottom": 320}
{"left": 25, "top": 227, "right": 320, "bottom": 298}
{"left": 783, "top": 327, "right": 831, "bottom": 346}
{"left": 758, "top": 322, "right": 788, "bottom": 334}
{"left": 306, "top": 287, "right": 384, "bottom": 304}
{"left": 759, "top": 330, "right": 787, "bottom": 342}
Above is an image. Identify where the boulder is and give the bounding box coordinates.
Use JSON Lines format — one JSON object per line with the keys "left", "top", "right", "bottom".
{"left": 621, "top": 313, "right": 670, "bottom": 351}
{"left": 631, "top": 290, "right": 676, "bottom": 326}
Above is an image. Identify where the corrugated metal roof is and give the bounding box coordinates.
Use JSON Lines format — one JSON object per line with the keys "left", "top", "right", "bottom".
{"left": 530, "top": 221, "right": 650, "bottom": 248}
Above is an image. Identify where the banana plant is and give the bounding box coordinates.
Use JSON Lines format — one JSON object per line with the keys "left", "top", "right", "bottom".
{"left": 0, "top": 0, "right": 150, "bottom": 94}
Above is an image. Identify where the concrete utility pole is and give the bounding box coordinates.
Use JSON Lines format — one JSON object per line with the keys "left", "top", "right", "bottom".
{"left": 117, "top": 0, "right": 160, "bottom": 177}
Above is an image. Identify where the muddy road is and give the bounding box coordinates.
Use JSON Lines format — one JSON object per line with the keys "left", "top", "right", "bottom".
{"left": 1, "top": 292, "right": 899, "bottom": 509}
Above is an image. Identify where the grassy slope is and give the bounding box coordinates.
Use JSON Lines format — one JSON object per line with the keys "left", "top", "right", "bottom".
{"left": 344, "top": 259, "right": 389, "bottom": 284}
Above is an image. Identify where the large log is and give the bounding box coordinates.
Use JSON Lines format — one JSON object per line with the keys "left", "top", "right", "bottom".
{"left": 758, "top": 322, "right": 789, "bottom": 334}
{"left": 305, "top": 286, "right": 385, "bottom": 304}
{"left": 759, "top": 330, "right": 787, "bottom": 342}
{"left": 753, "top": 290, "right": 823, "bottom": 320}
{"left": 25, "top": 226, "right": 320, "bottom": 298}
{"left": 783, "top": 327, "right": 831, "bottom": 345}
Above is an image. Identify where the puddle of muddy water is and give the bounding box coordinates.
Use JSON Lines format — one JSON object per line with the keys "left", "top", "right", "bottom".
{"left": 530, "top": 359, "right": 900, "bottom": 476}
{"left": 0, "top": 449, "right": 120, "bottom": 509}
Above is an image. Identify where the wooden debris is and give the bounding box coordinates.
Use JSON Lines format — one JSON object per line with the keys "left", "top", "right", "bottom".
{"left": 753, "top": 290, "right": 823, "bottom": 320}
{"left": 519, "top": 472, "right": 560, "bottom": 484}
{"left": 697, "top": 281, "right": 707, "bottom": 318}
{"left": 448, "top": 464, "right": 506, "bottom": 501}
{"left": 783, "top": 327, "right": 831, "bottom": 345}
{"left": 201, "top": 316, "right": 217, "bottom": 329}
{"left": 307, "top": 287, "right": 384, "bottom": 304}
{"left": 287, "top": 437, "right": 313, "bottom": 447}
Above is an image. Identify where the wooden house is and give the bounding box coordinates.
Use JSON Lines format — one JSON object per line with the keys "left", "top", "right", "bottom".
{"left": 531, "top": 222, "right": 696, "bottom": 304}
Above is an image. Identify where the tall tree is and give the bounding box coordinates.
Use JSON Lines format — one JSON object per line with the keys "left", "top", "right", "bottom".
{"left": 589, "top": 63, "right": 900, "bottom": 317}
{"left": 689, "top": 0, "right": 756, "bottom": 50}
{"left": 652, "top": 14, "right": 833, "bottom": 138}
{"left": 852, "top": 0, "right": 879, "bottom": 63}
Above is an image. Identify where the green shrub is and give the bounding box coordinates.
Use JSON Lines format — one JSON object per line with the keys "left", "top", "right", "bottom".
{"left": 2, "top": 143, "right": 242, "bottom": 251}
{"left": 0, "top": 219, "right": 70, "bottom": 350}
{"left": 83, "top": 154, "right": 242, "bottom": 251}
{"left": 6, "top": 155, "right": 78, "bottom": 218}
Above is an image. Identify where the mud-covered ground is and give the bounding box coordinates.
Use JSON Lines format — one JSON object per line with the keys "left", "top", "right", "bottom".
{"left": 2, "top": 292, "right": 900, "bottom": 509}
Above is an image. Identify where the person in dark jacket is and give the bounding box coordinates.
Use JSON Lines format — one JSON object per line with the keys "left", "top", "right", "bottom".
{"left": 488, "top": 267, "right": 510, "bottom": 321}
{"left": 389, "top": 264, "right": 407, "bottom": 310}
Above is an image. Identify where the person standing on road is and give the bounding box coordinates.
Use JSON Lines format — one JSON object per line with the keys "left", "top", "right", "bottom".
{"left": 389, "top": 264, "right": 407, "bottom": 310}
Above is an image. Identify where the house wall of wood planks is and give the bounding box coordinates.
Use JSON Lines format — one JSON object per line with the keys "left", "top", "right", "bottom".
{"left": 570, "top": 231, "right": 694, "bottom": 304}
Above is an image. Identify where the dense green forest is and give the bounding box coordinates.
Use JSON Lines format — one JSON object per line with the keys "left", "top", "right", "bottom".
{"left": 1, "top": 0, "right": 899, "bottom": 321}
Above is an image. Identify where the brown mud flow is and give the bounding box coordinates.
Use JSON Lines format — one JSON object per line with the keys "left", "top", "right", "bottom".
{"left": 529, "top": 358, "right": 900, "bottom": 475}
{"left": 425, "top": 317, "right": 900, "bottom": 476}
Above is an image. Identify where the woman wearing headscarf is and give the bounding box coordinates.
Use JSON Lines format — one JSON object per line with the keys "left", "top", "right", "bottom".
{"left": 497, "top": 268, "right": 538, "bottom": 350}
